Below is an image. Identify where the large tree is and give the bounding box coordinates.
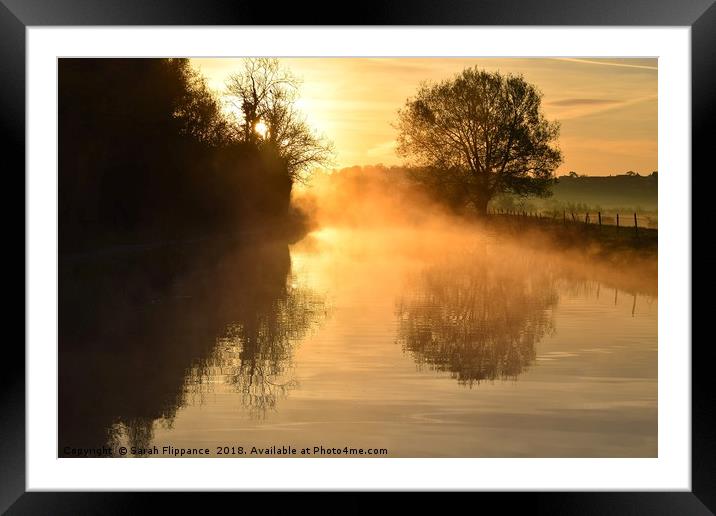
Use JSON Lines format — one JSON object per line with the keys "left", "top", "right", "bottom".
{"left": 395, "top": 67, "right": 563, "bottom": 215}
{"left": 225, "top": 58, "right": 333, "bottom": 183}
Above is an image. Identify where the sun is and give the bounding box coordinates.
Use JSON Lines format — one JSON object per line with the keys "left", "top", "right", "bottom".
{"left": 254, "top": 120, "right": 268, "bottom": 138}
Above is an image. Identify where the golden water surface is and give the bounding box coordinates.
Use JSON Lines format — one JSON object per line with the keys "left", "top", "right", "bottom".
{"left": 60, "top": 225, "right": 657, "bottom": 458}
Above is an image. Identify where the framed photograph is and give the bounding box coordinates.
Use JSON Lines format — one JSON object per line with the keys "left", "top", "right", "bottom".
{"left": 6, "top": 0, "right": 710, "bottom": 512}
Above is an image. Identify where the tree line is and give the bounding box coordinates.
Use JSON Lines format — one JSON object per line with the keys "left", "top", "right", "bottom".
{"left": 59, "top": 58, "right": 330, "bottom": 252}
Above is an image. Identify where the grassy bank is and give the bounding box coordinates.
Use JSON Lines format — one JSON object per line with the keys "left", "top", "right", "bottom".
{"left": 485, "top": 213, "right": 657, "bottom": 259}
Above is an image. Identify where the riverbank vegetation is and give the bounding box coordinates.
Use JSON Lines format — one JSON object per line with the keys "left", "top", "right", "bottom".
{"left": 59, "top": 58, "right": 330, "bottom": 253}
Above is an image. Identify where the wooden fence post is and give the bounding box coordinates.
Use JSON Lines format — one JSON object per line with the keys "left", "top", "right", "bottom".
{"left": 634, "top": 212, "right": 638, "bottom": 235}
{"left": 598, "top": 212, "right": 602, "bottom": 227}
{"left": 616, "top": 213, "right": 620, "bottom": 228}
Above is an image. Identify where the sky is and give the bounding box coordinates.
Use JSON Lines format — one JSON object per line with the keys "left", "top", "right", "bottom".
{"left": 192, "top": 58, "right": 657, "bottom": 176}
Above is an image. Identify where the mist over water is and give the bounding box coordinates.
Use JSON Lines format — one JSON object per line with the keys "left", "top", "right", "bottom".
{"left": 60, "top": 173, "right": 657, "bottom": 458}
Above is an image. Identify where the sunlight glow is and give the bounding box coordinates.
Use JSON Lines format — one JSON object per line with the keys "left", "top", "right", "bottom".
{"left": 193, "top": 57, "right": 658, "bottom": 175}
{"left": 254, "top": 120, "right": 268, "bottom": 138}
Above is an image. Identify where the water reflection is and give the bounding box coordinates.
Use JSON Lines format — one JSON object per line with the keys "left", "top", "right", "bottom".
{"left": 396, "top": 245, "right": 559, "bottom": 386}
{"left": 60, "top": 226, "right": 657, "bottom": 458}
{"left": 186, "top": 277, "right": 326, "bottom": 416}
{"left": 59, "top": 237, "right": 326, "bottom": 456}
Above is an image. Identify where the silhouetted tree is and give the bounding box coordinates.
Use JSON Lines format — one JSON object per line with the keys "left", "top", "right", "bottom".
{"left": 59, "top": 58, "right": 301, "bottom": 252}
{"left": 169, "top": 59, "right": 234, "bottom": 146}
{"left": 395, "top": 68, "right": 563, "bottom": 216}
{"left": 225, "top": 58, "right": 333, "bottom": 183}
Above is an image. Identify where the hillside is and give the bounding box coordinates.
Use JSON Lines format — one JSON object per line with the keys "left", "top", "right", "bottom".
{"left": 549, "top": 173, "right": 658, "bottom": 211}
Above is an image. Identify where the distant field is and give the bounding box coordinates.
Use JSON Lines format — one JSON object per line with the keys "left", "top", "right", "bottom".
{"left": 490, "top": 173, "right": 658, "bottom": 228}
{"left": 551, "top": 173, "right": 657, "bottom": 210}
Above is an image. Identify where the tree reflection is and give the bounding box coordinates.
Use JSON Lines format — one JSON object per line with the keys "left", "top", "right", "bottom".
{"left": 60, "top": 238, "right": 326, "bottom": 456}
{"left": 186, "top": 276, "right": 326, "bottom": 416}
{"left": 396, "top": 246, "right": 558, "bottom": 386}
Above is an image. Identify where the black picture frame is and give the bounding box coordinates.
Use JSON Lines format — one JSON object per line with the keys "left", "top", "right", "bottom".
{"left": 4, "top": 0, "right": 710, "bottom": 513}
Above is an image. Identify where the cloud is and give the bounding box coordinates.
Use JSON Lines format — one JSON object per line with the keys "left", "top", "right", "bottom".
{"left": 548, "top": 98, "right": 621, "bottom": 107}
{"left": 365, "top": 140, "right": 397, "bottom": 157}
{"left": 547, "top": 94, "right": 657, "bottom": 121}
{"left": 553, "top": 58, "right": 658, "bottom": 71}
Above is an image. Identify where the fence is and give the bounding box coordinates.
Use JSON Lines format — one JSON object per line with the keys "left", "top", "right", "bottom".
{"left": 488, "top": 208, "right": 658, "bottom": 230}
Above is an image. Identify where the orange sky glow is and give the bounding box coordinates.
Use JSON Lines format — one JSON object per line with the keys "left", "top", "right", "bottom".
{"left": 192, "top": 58, "right": 657, "bottom": 176}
